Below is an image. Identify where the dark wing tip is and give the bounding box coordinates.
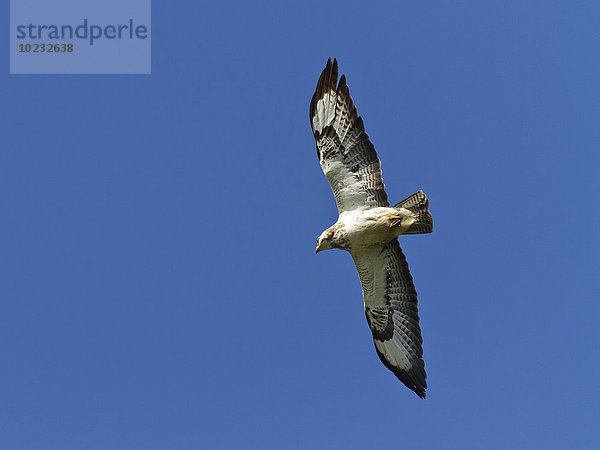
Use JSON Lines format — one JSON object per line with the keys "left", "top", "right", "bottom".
{"left": 309, "top": 58, "right": 340, "bottom": 127}
{"left": 374, "top": 345, "right": 427, "bottom": 399}
{"left": 338, "top": 74, "right": 347, "bottom": 91}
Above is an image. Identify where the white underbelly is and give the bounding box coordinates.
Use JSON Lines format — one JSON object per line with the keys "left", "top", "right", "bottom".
{"left": 340, "top": 208, "right": 399, "bottom": 248}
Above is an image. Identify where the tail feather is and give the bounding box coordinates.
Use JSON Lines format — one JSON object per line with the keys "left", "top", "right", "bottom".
{"left": 393, "top": 190, "right": 429, "bottom": 211}
{"left": 394, "top": 191, "right": 433, "bottom": 234}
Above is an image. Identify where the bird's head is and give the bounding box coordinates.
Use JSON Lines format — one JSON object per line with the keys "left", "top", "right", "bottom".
{"left": 315, "top": 228, "right": 336, "bottom": 254}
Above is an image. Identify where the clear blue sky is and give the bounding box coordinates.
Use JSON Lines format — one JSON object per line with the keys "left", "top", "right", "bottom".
{"left": 3, "top": 1, "right": 600, "bottom": 449}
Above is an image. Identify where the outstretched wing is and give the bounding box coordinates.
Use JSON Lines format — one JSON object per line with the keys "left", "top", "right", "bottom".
{"left": 351, "top": 239, "right": 427, "bottom": 398}
{"left": 310, "top": 58, "right": 388, "bottom": 213}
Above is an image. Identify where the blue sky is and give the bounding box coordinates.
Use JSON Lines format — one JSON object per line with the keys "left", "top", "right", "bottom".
{"left": 3, "top": 1, "right": 600, "bottom": 448}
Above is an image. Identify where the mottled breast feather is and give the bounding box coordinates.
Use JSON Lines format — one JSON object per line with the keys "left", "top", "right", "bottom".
{"left": 310, "top": 58, "right": 389, "bottom": 213}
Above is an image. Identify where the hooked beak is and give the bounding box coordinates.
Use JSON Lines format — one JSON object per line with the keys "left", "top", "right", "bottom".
{"left": 315, "top": 242, "right": 321, "bottom": 254}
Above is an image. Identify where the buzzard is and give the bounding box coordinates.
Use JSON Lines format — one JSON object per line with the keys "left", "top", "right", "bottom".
{"left": 310, "top": 59, "right": 433, "bottom": 398}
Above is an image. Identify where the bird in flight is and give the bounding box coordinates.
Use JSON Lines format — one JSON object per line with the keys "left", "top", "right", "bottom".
{"left": 310, "top": 58, "right": 433, "bottom": 398}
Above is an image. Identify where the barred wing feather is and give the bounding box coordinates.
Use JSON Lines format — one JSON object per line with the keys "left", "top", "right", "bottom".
{"left": 309, "top": 58, "right": 388, "bottom": 213}
{"left": 351, "top": 239, "right": 427, "bottom": 398}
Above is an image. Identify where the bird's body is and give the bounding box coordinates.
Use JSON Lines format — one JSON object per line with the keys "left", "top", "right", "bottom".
{"left": 319, "top": 206, "right": 422, "bottom": 251}
{"left": 310, "top": 59, "right": 433, "bottom": 398}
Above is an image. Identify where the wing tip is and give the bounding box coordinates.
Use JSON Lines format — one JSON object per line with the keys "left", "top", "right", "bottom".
{"left": 309, "top": 57, "right": 340, "bottom": 127}
{"left": 374, "top": 344, "right": 427, "bottom": 399}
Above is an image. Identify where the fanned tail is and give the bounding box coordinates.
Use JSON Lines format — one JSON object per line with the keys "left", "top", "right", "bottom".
{"left": 394, "top": 191, "right": 433, "bottom": 234}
